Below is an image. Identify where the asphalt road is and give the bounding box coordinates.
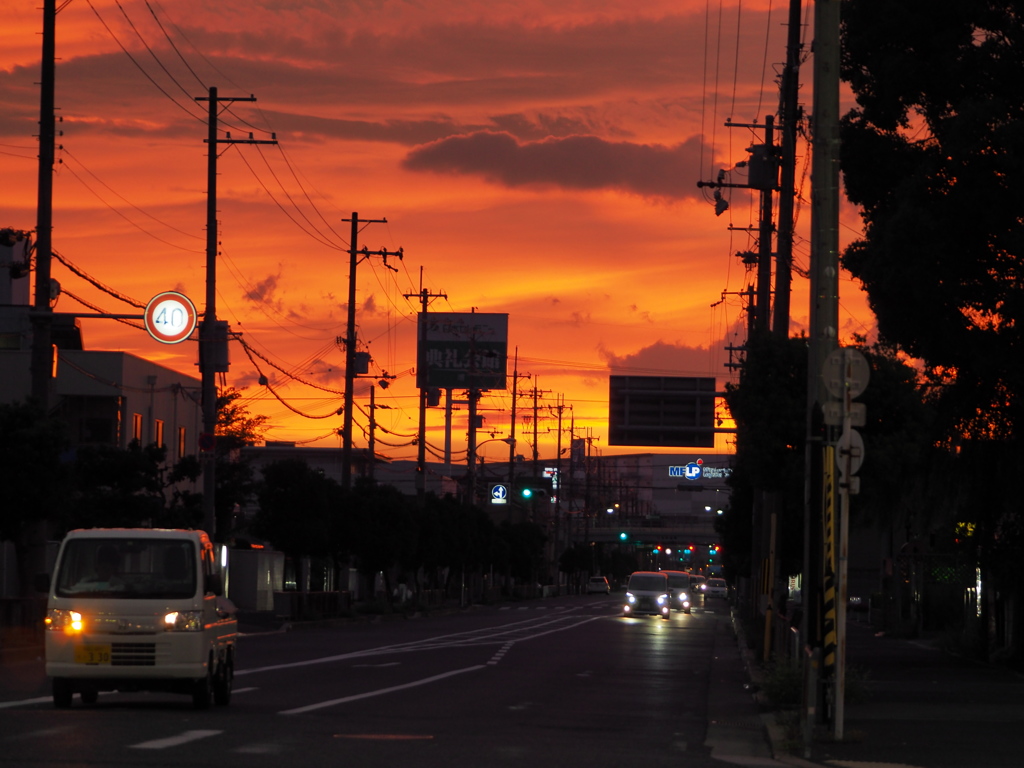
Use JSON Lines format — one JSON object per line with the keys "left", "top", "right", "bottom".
{"left": 0, "top": 594, "right": 754, "bottom": 768}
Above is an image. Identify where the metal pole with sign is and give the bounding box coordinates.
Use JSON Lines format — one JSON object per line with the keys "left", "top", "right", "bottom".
{"left": 823, "top": 347, "right": 869, "bottom": 740}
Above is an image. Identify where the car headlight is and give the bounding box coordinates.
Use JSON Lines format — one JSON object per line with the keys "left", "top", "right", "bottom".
{"left": 678, "top": 592, "right": 689, "bottom": 602}
{"left": 45, "top": 608, "right": 84, "bottom": 633}
{"left": 164, "top": 610, "right": 203, "bottom": 632}
{"left": 626, "top": 592, "right": 636, "bottom": 604}
{"left": 657, "top": 593, "right": 668, "bottom": 606}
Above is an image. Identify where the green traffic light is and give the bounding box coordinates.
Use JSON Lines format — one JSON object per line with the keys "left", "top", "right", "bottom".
{"left": 619, "top": 532, "right": 628, "bottom": 541}
{"left": 521, "top": 487, "right": 534, "bottom": 499}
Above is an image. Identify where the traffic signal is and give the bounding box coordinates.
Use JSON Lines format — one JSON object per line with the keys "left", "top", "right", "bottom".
{"left": 516, "top": 477, "right": 553, "bottom": 501}
{"left": 619, "top": 532, "right": 629, "bottom": 541}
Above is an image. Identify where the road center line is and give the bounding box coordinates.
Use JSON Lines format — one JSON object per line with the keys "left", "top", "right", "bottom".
{"left": 279, "top": 665, "right": 486, "bottom": 715}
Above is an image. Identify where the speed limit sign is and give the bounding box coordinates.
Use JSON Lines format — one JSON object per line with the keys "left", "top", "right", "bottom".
{"left": 144, "top": 291, "right": 197, "bottom": 344}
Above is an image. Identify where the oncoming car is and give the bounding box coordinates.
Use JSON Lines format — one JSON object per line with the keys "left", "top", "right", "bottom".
{"left": 41, "top": 528, "right": 237, "bottom": 710}
{"left": 623, "top": 571, "right": 671, "bottom": 619}
{"left": 705, "top": 577, "right": 728, "bottom": 599}
{"left": 689, "top": 574, "right": 707, "bottom": 597}
{"left": 663, "top": 570, "right": 692, "bottom": 613}
{"left": 586, "top": 576, "right": 611, "bottom": 594}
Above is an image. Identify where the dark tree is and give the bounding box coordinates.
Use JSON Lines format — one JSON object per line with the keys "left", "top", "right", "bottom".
{"left": 0, "top": 401, "right": 71, "bottom": 592}
{"left": 497, "top": 520, "right": 546, "bottom": 584}
{"left": 840, "top": 2, "right": 1024, "bottom": 655}
{"left": 64, "top": 441, "right": 201, "bottom": 531}
{"left": 722, "top": 333, "right": 808, "bottom": 579}
{"left": 840, "top": 0, "right": 1024, "bottom": 438}
{"left": 251, "top": 459, "right": 342, "bottom": 560}
{"left": 345, "top": 480, "right": 417, "bottom": 589}
{"left": 213, "top": 387, "right": 266, "bottom": 540}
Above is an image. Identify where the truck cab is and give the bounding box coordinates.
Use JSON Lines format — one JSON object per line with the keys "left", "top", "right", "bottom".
{"left": 42, "top": 528, "right": 237, "bottom": 709}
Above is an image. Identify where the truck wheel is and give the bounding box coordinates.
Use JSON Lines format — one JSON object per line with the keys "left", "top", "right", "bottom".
{"left": 213, "top": 654, "right": 233, "bottom": 706}
{"left": 191, "top": 668, "right": 212, "bottom": 710}
{"left": 53, "top": 678, "right": 73, "bottom": 709}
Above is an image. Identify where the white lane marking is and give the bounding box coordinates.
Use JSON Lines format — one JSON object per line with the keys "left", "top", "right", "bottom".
{"left": 237, "top": 612, "right": 595, "bottom": 677}
{"left": 487, "top": 641, "right": 515, "bottom": 665}
{"left": 279, "top": 665, "right": 486, "bottom": 715}
{"left": 0, "top": 726, "right": 75, "bottom": 740}
{"left": 130, "top": 730, "right": 222, "bottom": 750}
{"left": 0, "top": 696, "right": 51, "bottom": 709}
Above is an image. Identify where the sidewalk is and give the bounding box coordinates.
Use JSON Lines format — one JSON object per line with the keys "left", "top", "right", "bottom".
{"left": 755, "top": 618, "right": 1024, "bottom": 768}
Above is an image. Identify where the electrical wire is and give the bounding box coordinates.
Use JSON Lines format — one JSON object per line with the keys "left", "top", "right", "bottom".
{"left": 53, "top": 250, "right": 145, "bottom": 308}
{"left": 237, "top": 338, "right": 345, "bottom": 395}
{"left": 84, "top": 0, "right": 206, "bottom": 125}
{"left": 61, "top": 290, "right": 147, "bottom": 332}
{"left": 60, "top": 150, "right": 204, "bottom": 252}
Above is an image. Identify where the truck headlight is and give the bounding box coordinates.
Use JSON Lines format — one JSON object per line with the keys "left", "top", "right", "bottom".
{"left": 45, "top": 608, "right": 84, "bottom": 633}
{"left": 657, "top": 594, "right": 668, "bottom": 606}
{"left": 164, "top": 610, "right": 203, "bottom": 632}
{"left": 626, "top": 592, "right": 636, "bottom": 604}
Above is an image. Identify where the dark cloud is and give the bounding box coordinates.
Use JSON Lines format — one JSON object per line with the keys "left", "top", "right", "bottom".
{"left": 402, "top": 131, "right": 705, "bottom": 200}
{"left": 599, "top": 339, "right": 726, "bottom": 375}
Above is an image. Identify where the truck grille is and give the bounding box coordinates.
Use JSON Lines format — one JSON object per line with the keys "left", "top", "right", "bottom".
{"left": 111, "top": 642, "right": 156, "bottom": 666}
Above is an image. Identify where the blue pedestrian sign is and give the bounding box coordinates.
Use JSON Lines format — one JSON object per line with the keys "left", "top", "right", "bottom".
{"left": 490, "top": 483, "right": 509, "bottom": 505}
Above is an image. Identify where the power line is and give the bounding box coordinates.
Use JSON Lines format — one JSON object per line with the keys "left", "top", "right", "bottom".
{"left": 84, "top": 0, "right": 205, "bottom": 124}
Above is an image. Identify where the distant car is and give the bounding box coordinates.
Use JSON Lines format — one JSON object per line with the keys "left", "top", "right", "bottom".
{"left": 689, "top": 574, "right": 707, "bottom": 596}
{"left": 662, "top": 570, "right": 692, "bottom": 613}
{"left": 705, "top": 577, "right": 728, "bottom": 598}
{"left": 623, "top": 571, "right": 671, "bottom": 619}
{"left": 586, "top": 576, "right": 611, "bottom": 594}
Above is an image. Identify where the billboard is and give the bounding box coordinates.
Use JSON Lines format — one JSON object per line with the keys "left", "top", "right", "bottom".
{"left": 608, "top": 375, "right": 717, "bottom": 447}
{"left": 416, "top": 312, "right": 508, "bottom": 390}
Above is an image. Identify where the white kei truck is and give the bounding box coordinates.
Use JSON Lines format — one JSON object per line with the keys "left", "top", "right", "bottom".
{"left": 41, "top": 528, "right": 237, "bottom": 709}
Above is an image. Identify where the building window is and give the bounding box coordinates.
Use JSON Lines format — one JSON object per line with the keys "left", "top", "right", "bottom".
{"left": 132, "top": 413, "right": 143, "bottom": 442}
{"left": 178, "top": 426, "right": 187, "bottom": 459}
{"left": 154, "top": 419, "right": 165, "bottom": 448}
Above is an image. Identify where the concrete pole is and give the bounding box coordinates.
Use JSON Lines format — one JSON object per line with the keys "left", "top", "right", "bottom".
{"left": 806, "top": 0, "right": 842, "bottom": 738}
{"left": 31, "top": 0, "right": 56, "bottom": 411}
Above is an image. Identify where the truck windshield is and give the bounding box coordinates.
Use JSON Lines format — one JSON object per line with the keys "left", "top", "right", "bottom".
{"left": 54, "top": 538, "right": 196, "bottom": 599}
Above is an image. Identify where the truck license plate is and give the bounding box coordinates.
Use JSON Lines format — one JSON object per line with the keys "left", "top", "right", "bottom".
{"left": 74, "top": 645, "right": 111, "bottom": 665}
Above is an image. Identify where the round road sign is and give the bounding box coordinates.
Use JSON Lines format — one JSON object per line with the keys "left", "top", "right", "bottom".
{"left": 823, "top": 348, "right": 870, "bottom": 400}
{"left": 145, "top": 291, "right": 197, "bottom": 344}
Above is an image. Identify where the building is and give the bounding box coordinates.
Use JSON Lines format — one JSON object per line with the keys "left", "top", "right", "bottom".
{"left": 1, "top": 244, "right": 203, "bottom": 596}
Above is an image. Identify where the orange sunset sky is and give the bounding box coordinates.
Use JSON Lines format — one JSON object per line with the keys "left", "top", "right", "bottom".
{"left": 1, "top": 0, "right": 873, "bottom": 465}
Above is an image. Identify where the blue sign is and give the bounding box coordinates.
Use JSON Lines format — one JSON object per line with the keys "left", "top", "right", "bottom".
{"left": 490, "top": 484, "right": 509, "bottom": 505}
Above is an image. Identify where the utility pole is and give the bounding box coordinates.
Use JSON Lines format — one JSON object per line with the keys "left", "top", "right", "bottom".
{"left": 755, "top": 115, "right": 776, "bottom": 334}
{"left": 404, "top": 273, "right": 446, "bottom": 502}
{"left": 806, "top": 0, "right": 842, "bottom": 741}
{"left": 340, "top": 213, "right": 403, "bottom": 490}
{"left": 30, "top": 0, "right": 56, "bottom": 413}
{"left": 773, "top": 0, "right": 804, "bottom": 339}
{"left": 507, "top": 351, "right": 528, "bottom": 508}
{"left": 194, "top": 87, "right": 276, "bottom": 538}
{"left": 550, "top": 395, "right": 568, "bottom": 571}
{"left": 698, "top": 120, "right": 779, "bottom": 335}
{"left": 466, "top": 388, "right": 481, "bottom": 505}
